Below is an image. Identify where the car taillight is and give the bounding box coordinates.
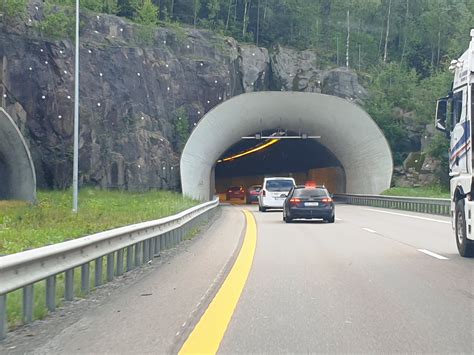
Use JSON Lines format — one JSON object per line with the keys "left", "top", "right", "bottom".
{"left": 240, "top": 188, "right": 244, "bottom": 192}
{"left": 290, "top": 198, "right": 301, "bottom": 205}
{"left": 322, "top": 197, "right": 332, "bottom": 203}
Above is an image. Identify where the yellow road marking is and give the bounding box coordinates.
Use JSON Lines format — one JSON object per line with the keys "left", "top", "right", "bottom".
{"left": 179, "top": 210, "right": 257, "bottom": 355}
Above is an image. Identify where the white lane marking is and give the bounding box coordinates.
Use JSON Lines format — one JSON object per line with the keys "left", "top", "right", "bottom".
{"left": 363, "top": 228, "right": 377, "bottom": 233}
{"left": 418, "top": 249, "right": 449, "bottom": 260}
{"left": 365, "top": 209, "right": 451, "bottom": 224}
{"left": 335, "top": 217, "right": 342, "bottom": 221}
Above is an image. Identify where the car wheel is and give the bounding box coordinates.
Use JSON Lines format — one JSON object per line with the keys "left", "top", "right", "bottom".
{"left": 455, "top": 199, "right": 474, "bottom": 257}
{"left": 327, "top": 215, "right": 335, "bottom": 223}
{"left": 285, "top": 216, "right": 292, "bottom": 223}
{"left": 261, "top": 206, "right": 267, "bottom": 212}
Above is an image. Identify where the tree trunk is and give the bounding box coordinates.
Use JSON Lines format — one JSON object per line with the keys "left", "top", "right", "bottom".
{"left": 346, "top": 9, "right": 350, "bottom": 68}
{"left": 226, "top": 0, "right": 232, "bottom": 31}
{"left": 436, "top": 29, "right": 441, "bottom": 67}
{"left": 400, "top": 0, "right": 409, "bottom": 63}
{"left": 256, "top": 0, "right": 260, "bottom": 46}
{"left": 383, "top": 0, "right": 392, "bottom": 63}
{"left": 242, "top": 0, "right": 252, "bottom": 38}
{"left": 170, "top": 0, "right": 174, "bottom": 19}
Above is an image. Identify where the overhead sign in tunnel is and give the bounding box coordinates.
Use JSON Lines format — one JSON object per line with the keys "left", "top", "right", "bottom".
{"left": 180, "top": 92, "right": 393, "bottom": 201}
{"left": 0, "top": 108, "right": 36, "bottom": 202}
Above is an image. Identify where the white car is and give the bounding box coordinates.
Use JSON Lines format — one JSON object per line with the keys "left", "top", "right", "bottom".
{"left": 258, "top": 177, "right": 296, "bottom": 212}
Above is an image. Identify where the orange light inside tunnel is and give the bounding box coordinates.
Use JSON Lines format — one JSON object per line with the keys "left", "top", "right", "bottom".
{"left": 217, "top": 138, "right": 280, "bottom": 163}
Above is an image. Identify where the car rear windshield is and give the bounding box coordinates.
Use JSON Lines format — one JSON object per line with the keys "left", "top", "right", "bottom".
{"left": 265, "top": 180, "right": 294, "bottom": 191}
{"left": 293, "top": 188, "right": 328, "bottom": 197}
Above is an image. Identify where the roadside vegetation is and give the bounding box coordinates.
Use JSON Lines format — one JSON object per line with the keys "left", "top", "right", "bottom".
{"left": 381, "top": 186, "right": 450, "bottom": 199}
{"left": 0, "top": 188, "right": 202, "bottom": 330}
{"left": 0, "top": 188, "right": 198, "bottom": 255}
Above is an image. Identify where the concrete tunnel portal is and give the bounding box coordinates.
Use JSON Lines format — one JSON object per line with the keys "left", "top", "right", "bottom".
{"left": 0, "top": 108, "right": 36, "bottom": 202}
{"left": 181, "top": 92, "right": 393, "bottom": 201}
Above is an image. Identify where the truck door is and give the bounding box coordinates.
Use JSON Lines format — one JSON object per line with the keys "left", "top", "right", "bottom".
{"left": 450, "top": 87, "right": 469, "bottom": 175}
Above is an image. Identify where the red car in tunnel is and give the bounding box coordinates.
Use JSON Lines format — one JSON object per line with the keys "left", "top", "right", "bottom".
{"left": 246, "top": 185, "right": 262, "bottom": 204}
{"left": 226, "top": 186, "right": 246, "bottom": 201}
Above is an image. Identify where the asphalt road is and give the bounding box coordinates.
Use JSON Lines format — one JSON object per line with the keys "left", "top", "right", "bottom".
{"left": 219, "top": 204, "right": 474, "bottom": 353}
{"left": 3, "top": 204, "right": 473, "bottom": 353}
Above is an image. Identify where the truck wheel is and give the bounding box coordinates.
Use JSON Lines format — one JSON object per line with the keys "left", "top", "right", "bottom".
{"left": 455, "top": 199, "right": 474, "bottom": 257}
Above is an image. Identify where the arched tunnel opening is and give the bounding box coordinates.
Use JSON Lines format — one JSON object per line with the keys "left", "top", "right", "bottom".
{"left": 0, "top": 151, "right": 11, "bottom": 199}
{"left": 0, "top": 108, "right": 36, "bottom": 202}
{"left": 214, "top": 130, "right": 346, "bottom": 199}
{"left": 181, "top": 92, "right": 393, "bottom": 202}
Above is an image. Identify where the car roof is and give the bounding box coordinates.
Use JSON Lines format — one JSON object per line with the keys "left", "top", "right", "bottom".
{"left": 263, "top": 177, "right": 295, "bottom": 181}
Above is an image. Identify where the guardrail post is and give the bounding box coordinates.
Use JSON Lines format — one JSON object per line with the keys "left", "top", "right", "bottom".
{"left": 135, "top": 243, "right": 141, "bottom": 266}
{"left": 159, "top": 234, "right": 164, "bottom": 252}
{"left": 95, "top": 257, "right": 103, "bottom": 287}
{"left": 116, "top": 249, "right": 124, "bottom": 276}
{"left": 154, "top": 236, "right": 160, "bottom": 257}
{"left": 23, "top": 284, "right": 34, "bottom": 323}
{"left": 107, "top": 253, "right": 115, "bottom": 282}
{"left": 65, "top": 268, "right": 74, "bottom": 301}
{"left": 0, "top": 294, "right": 7, "bottom": 340}
{"left": 150, "top": 238, "right": 156, "bottom": 260}
{"left": 81, "top": 263, "right": 90, "bottom": 295}
{"left": 142, "top": 241, "right": 148, "bottom": 263}
{"left": 126, "top": 246, "right": 134, "bottom": 271}
{"left": 46, "top": 276, "right": 56, "bottom": 312}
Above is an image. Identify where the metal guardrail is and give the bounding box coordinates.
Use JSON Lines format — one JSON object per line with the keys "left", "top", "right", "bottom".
{"left": 334, "top": 193, "right": 451, "bottom": 216}
{"left": 0, "top": 198, "right": 219, "bottom": 340}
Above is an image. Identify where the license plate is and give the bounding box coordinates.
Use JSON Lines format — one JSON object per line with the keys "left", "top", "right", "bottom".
{"left": 305, "top": 202, "right": 319, "bottom": 206}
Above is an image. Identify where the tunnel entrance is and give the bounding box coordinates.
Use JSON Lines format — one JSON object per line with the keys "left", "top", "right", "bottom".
{"left": 181, "top": 92, "right": 393, "bottom": 201}
{"left": 0, "top": 108, "right": 36, "bottom": 202}
{"left": 214, "top": 132, "right": 346, "bottom": 197}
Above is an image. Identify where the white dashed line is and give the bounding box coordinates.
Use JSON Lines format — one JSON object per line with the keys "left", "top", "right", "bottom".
{"left": 363, "top": 228, "right": 377, "bottom": 233}
{"left": 364, "top": 209, "right": 451, "bottom": 224}
{"left": 418, "top": 249, "right": 449, "bottom": 260}
{"left": 335, "top": 217, "right": 342, "bottom": 221}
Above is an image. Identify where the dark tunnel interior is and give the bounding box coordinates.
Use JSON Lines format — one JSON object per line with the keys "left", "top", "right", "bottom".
{"left": 214, "top": 131, "right": 345, "bottom": 196}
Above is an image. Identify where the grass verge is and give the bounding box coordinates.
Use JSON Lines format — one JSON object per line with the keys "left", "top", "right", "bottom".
{"left": 381, "top": 186, "right": 450, "bottom": 199}
{"left": 0, "top": 188, "right": 198, "bottom": 255}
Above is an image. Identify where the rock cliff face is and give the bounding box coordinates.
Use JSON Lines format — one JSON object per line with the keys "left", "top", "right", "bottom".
{"left": 0, "top": 1, "right": 367, "bottom": 191}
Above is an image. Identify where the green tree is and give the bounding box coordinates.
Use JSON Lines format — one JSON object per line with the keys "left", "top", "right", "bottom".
{"left": 173, "top": 106, "right": 190, "bottom": 151}
{"left": 134, "top": 0, "right": 159, "bottom": 25}
{"left": 0, "top": 0, "right": 27, "bottom": 22}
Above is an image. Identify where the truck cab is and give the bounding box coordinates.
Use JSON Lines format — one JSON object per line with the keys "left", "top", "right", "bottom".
{"left": 435, "top": 29, "right": 474, "bottom": 256}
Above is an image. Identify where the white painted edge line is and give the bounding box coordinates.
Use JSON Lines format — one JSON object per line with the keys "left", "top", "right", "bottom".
{"left": 335, "top": 217, "right": 342, "bottom": 221}
{"left": 363, "top": 228, "right": 377, "bottom": 233}
{"left": 417, "top": 249, "right": 449, "bottom": 260}
{"left": 365, "top": 208, "right": 451, "bottom": 224}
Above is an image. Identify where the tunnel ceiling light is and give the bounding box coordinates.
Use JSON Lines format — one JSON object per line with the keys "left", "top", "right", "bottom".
{"left": 217, "top": 138, "right": 280, "bottom": 163}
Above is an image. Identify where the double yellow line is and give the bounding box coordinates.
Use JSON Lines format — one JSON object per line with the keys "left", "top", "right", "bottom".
{"left": 179, "top": 210, "right": 257, "bottom": 354}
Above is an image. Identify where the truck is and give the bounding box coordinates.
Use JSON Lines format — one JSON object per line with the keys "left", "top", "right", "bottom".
{"left": 435, "top": 29, "right": 474, "bottom": 257}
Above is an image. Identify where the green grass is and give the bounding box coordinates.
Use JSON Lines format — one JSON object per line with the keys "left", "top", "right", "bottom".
{"left": 381, "top": 186, "right": 450, "bottom": 199}
{"left": 0, "top": 188, "right": 198, "bottom": 255}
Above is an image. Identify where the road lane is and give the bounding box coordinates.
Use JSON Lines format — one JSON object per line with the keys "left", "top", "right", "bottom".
{"left": 219, "top": 205, "right": 473, "bottom": 353}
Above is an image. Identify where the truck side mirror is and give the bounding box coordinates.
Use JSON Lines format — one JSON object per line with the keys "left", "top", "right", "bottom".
{"left": 435, "top": 98, "right": 448, "bottom": 135}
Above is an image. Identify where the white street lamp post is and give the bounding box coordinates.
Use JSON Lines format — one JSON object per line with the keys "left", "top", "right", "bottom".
{"left": 72, "top": 0, "right": 80, "bottom": 212}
